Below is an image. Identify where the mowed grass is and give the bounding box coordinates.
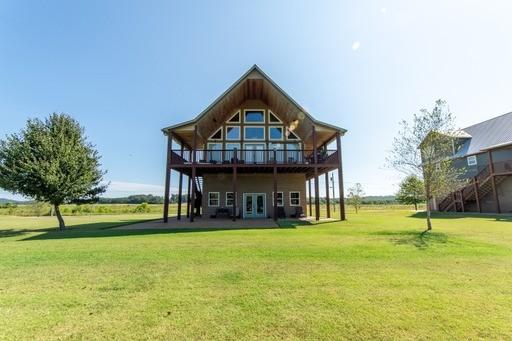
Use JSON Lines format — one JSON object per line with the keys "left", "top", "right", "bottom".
{"left": 0, "top": 210, "right": 511, "bottom": 340}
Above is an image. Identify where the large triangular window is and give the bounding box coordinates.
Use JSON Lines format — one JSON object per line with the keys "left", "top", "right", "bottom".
{"left": 227, "top": 111, "right": 241, "bottom": 123}
{"left": 209, "top": 127, "right": 223, "bottom": 140}
{"left": 268, "top": 111, "right": 282, "bottom": 123}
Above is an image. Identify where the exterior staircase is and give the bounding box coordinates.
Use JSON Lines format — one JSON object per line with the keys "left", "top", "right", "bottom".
{"left": 438, "top": 165, "right": 507, "bottom": 212}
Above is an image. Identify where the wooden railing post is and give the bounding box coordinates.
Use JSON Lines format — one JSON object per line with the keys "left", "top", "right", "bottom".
{"left": 190, "top": 125, "right": 197, "bottom": 222}
{"left": 177, "top": 144, "right": 184, "bottom": 220}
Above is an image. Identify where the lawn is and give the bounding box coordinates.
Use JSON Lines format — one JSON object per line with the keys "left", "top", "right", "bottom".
{"left": 0, "top": 210, "right": 511, "bottom": 340}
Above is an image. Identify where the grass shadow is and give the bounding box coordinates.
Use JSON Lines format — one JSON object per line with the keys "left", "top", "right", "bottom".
{"left": 371, "top": 229, "right": 449, "bottom": 250}
{"left": 277, "top": 219, "right": 343, "bottom": 228}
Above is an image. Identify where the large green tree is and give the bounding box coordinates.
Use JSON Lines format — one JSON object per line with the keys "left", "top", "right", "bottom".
{"left": 396, "top": 175, "right": 425, "bottom": 211}
{"left": 388, "top": 100, "right": 464, "bottom": 230}
{"left": 0, "top": 113, "right": 106, "bottom": 229}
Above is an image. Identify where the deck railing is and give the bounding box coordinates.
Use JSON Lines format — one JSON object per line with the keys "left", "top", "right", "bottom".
{"left": 170, "top": 149, "right": 339, "bottom": 166}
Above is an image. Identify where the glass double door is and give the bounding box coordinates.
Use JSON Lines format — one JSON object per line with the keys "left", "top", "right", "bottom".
{"left": 243, "top": 193, "right": 266, "bottom": 218}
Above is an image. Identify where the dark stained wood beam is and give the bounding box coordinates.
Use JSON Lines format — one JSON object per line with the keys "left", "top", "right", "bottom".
{"left": 190, "top": 125, "right": 198, "bottom": 222}
{"left": 177, "top": 144, "right": 184, "bottom": 220}
{"left": 473, "top": 177, "right": 481, "bottom": 213}
{"left": 488, "top": 150, "right": 501, "bottom": 213}
{"left": 308, "top": 179, "right": 312, "bottom": 217}
{"left": 325, "top": 172, "right": 331, "bottom": 218}
{"left": 163, "top": 134, "right": 173, "bottom": 223}
{"left": 336, "top": 132, "right": 346, "bottom": 220}
{"left": 313, "top": 126, "right": 320, "bottom": 221}
{"left": 232, "top": 148, "right": 238, "bottom": 221}
{"left": 273, "top": 150, "right": 278, "bottom": 221}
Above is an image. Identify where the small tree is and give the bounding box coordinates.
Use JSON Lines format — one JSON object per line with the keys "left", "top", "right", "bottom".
{"left": 0, "top": 113, "right": 106, "bottom": 230}
{"left": 347, "top": 183, "right": 364, "bottom": 213}
{"left": 388, "top": 100, "right": 465, "bottom": 230}
{"left": 396, "top": 175, "right": 425, "bottom": 211}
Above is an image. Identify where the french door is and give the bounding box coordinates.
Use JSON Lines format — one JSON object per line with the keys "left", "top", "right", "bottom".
{"left": 243, "top": 193, "right": 266, "bottom": 218}
{"left": 243, "top": 143, "right": 265, "bottom": 163}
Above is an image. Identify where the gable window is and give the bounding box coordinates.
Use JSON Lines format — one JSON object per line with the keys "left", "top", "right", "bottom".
{"left": 244, "top": 110, "right": 265, "bottom": 123}
{"left": 226, "top": 126, "right": 240, "bottom": 140}
{"left": 244, "top": 126, "right": 265, "bottom": 140}
{"left": 269, "top": 111, "right": 282, "bottom": 123}
{"left": 467, "top": 155, "right": 477, "bottom": 166}
{"left": 290, "top": 191, "right": 300, "bottom": 206}
{"left": 208, "top": 192, "right": 220, "bottom": 207}
{"left": 286, "top": 129, "right": 300, "bottom": 140}
{"left": 227, "top": 111, "right": 241, "bottom": 123}
{"left": 225, "top": 192, "right": 236, "bottom": 206}
{"left": 272, "top": 192, "right": 284, "bottom": 206}
{"left": 209, "top": 127, "right": 222, "bottom": 140}
{"left": 269, "top": 127, "right": 284, "bottom": 140}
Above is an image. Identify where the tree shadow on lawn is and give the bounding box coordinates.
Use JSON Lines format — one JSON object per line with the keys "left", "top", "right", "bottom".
{"left": 19, "top": 220, "right": 298, "bottom": 241}
{"left": 409, "top": 211, "right": 512, "bottom": 222}
{"left": 371, "top": 230, "right": 449, "bottom": 250}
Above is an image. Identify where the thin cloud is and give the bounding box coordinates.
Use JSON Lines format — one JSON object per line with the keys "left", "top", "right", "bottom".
{"left": 105, "top": 181, "right": 170, "bottom": 196}
{"left": 352, "top": 41, "right": 361, "bottom": 51}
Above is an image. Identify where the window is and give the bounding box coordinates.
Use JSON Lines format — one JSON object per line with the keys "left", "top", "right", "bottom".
{"left": 207, "top": 143, "right": 222, "bottom": 162}
{"left": 269, "top": 126, "right": 283, "bottom": 140}
{"left": 286, "top": 129, "right": 300, "bottom": 140}
{"left": 269, "top": 111, "right": 282, "bottom": 123}
{"left": 287, "top": 143, "right": 301, "bottom": 163}
{"left": 268, "top": 143, "right": 284, "bottom": 162}
{"left": 290, "top": 191, "right": 300, "bottom": 206}
{"left": 244, "top": 126, "right": 265, "bottom": 140}
{"left": 227, "top": 111, "right": 240, "bottom": 123}
{"left": 226, "top": 126, "right": 240, "bottom": 140}
{"left": 225, "top": 192, "right": 235, "bottom": 206}
{"left": 225, "top": 143, "right": 241, "bottom": 159}
{"left": 467, "top": 155, "right": 477, "bottom": 166}
{"left": 209, "top": 127, "right": 222, "bottom": 140}
{"left": 272, "top": 192, "right": 284, "bottom": 206}
{"left": 208, "top": 192, "right": 220, "bottom": 207}
{"left": 244, "top": 110, "right": 265, "bottom": 123}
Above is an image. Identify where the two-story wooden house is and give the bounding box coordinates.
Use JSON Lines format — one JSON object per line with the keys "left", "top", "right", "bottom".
{"left": 435, "top": 112, "right": 512, "bottom": 213}
{"left": 161, "top": 65, "right": 347, "bottom": 222}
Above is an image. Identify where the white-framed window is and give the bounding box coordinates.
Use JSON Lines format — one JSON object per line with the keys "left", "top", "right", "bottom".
{"left": 208, "top": 192, "right": 220, "bottom": 207}
{"left": 225, "top": 192, "right": 236, "bottom": 206}
{"left": 227, "top": 111, "right": 241, "bottom": 123}
{"left": 244, "top": 126, "right": 265, "bottom": 140}
{"left": 467, "top": 155, "right": 477, "bottom": 166}
{"left": 268, "top": 126, "right": 284, "bottom": 140}
{"left": 209, "top": 127, "right": 223, "bottom": 140}
{"left": 268, "top": 110, "right": 282, "bottom": 123}
{"left": 287, "top": 143, "right": 302, "bottom": 163}
{"left": 272, "top": 192, "right": 284, "bottom": 206}
{"left": 225, "top": 143, "right": 241, "bottom": 159}
{"left": 226, "top": 126, "right": 241, "bottom": 140}
{"left": 244, "top": 109, "right": 265, "bottom": 123}
{"left": 286, "top": 129, "right": 300, "bottom": 140}
{"left": 290, "top": 191, "right": 300, "bottom": 206}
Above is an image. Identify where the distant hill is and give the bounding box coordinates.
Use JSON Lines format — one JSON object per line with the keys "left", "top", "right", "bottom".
{"left": 99, "top": 194, "right": 165, "bottom": 204}
{"left": 0, "top": 198, "right": 29, "bottom": 204}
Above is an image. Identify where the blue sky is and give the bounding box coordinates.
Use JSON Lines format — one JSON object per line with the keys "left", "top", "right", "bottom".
{"left": 1, "top": 0, "right": 512, "bottom": 199}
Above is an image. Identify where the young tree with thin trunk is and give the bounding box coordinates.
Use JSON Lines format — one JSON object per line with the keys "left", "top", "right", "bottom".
{"left": 387, "top": 100, "right": 465, "bottom": 231}
{"left": 0, "top": 113, "right": 106, "bottom": 230}
{"left": 347, "top": 183, "right": 364, "bottom": 214}
{"left": 396, "top": 175, "right": 425, "bottom": 211}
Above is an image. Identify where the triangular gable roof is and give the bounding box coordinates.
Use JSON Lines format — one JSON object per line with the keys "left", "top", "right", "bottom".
{"left": 162, "top": 65, "right": 346, "bottom": 148}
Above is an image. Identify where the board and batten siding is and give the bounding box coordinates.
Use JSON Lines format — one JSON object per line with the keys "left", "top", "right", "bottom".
{"left": 202, "top": 173, "right": 307, "bottom": 218}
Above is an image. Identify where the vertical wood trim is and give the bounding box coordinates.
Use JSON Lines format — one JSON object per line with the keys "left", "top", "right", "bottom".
{"left": 325, "top": 172, "right": 331, "bottom": 218}
{"left": 163, "top": 134, "right": 173, "bottom": 223}
{"left": 473, "top": 177, "right": 481, "bottom": 213}
{"left": 186, "top": 173, "right": 191, "bottom": 218}
{"left": 336, "top": 132, "right": 346, "bottom": 220}
{"left": 177, "top": 145, "right": 184, "bottom": 220}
